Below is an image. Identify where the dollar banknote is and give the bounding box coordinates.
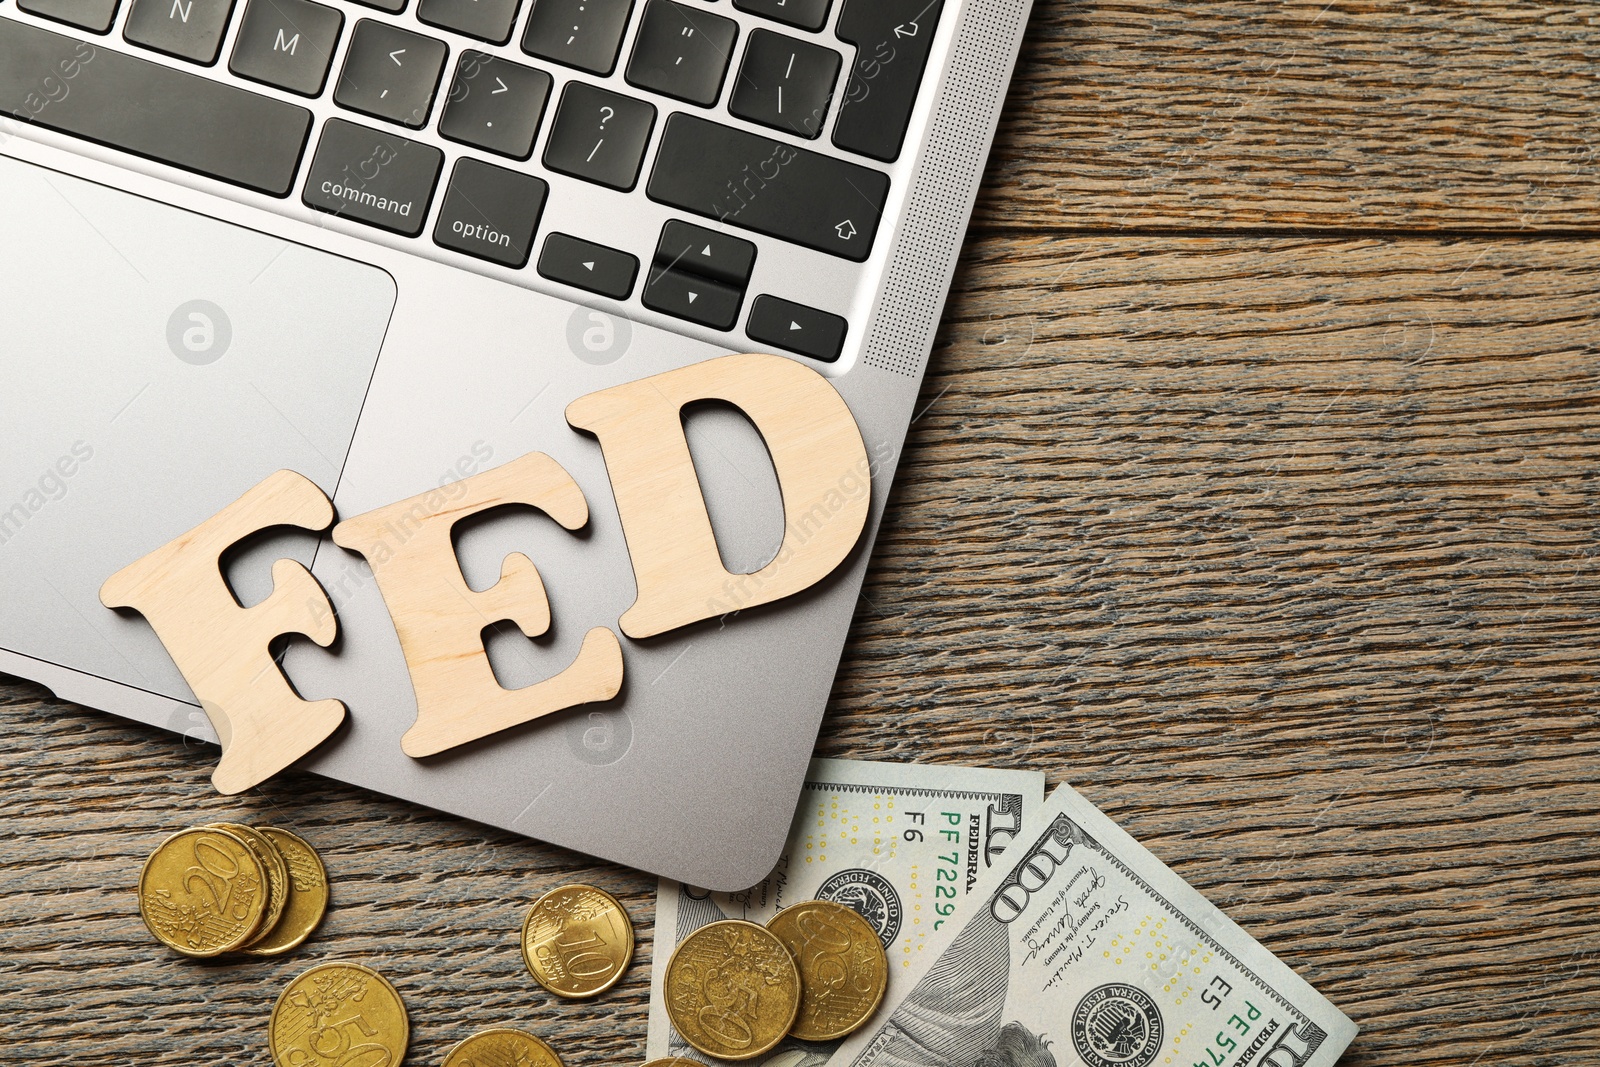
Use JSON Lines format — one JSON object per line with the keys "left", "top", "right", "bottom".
{"left": 648, "top": 757, "right": 1048, "bottom": 1067}
{"left": 825, "top": 783, "right": 1358, "bottom": 1067}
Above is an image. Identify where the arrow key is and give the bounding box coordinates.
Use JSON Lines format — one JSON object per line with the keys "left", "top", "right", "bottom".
{"left": 654, "top": 220, "right": 756, "bottom": 287}
{"left": 643, "top": 266, "right": 742, "bottom": 330}
{"left": 746, "top": 294, "right": 846, "bottom": 363}
{"left": 538, "top": 233, "right": 640, "bottom": 299}
{"left": 334, "top": 19, "right": 448, "bottom": 128}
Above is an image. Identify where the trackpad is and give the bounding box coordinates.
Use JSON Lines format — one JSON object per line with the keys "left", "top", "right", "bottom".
{"left": 0, "top": 154, "right": 394, "bottom": 702}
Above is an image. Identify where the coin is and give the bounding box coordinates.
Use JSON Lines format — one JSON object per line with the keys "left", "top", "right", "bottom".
{"left": 269, "top": 961, "right": 408, "bottom": 1067}
{"left": 767, "top": 899, "right": 889, "bottom": 1041}
{"left": 210, "top": 823, "right": 289, "bottom": 949}
{"left": 521, "top": 883, "right": 634, "bottom": 998}
{"left": 442, "top": 1027, "right": 563, "bottom": 1067}
{"left": 138, "top": 825, "right": 268, "bottom": 957}
{"left": 244, "top": 827, "right": 330, "bottom": 957}
{"left": 664, "top": 919, "right": 802, "bottom": 1061}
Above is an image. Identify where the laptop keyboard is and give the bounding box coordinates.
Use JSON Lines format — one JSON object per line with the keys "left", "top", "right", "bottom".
{"left": 0, "top": 0, "right": 946, "bottom": 363}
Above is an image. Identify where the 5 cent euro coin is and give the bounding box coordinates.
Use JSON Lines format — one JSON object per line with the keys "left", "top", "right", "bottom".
{"left": 664, "top": 919, "right": 801, "bottom": 1061}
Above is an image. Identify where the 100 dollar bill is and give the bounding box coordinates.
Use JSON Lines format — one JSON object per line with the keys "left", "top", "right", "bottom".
{"left": 825, "top": 783, "right": 1358, "bottom": 1067}
{"left": 647, "top": 757, "right": 1047, "bottom": 1067}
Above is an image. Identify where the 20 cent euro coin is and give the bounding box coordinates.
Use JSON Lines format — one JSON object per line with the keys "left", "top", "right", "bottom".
{"left": 664, "top": 919, "right": 801, "bottom": 1061}
{"left": 768, "top": 899, "right": 889, "bottom": 1041}
{"left": 138, "top": 826, "right": 268, "bottom": 957}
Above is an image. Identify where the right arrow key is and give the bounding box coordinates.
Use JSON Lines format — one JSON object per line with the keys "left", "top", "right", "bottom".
{"left": 746, "top": 294, "right": 848, "bottom": 363}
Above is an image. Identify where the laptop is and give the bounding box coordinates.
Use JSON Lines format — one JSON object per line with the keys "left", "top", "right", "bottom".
{"left": 0, "top": 0, "right": 1034, "bottom": 890}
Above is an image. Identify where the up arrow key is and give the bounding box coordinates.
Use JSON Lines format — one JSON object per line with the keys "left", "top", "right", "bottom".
{"left": 790, "top": 321, "right": 803, "bottom": 331}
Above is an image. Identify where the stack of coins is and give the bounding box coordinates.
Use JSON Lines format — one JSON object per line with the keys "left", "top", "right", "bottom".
{"left": 664, "top": 900, "right": 890, "bottom": 1060}
{"left": 137, "top": 824, "right": 329, "bottom": 958}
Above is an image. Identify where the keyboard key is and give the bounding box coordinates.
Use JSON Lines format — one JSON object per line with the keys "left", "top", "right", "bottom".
{"left": 728, "top": 28, "right": 839, "bottom": 139}
{"left": 438, "top": 51, "right": 551, "bottom": 160}
{"left": 17, "top": 0, "right": 121, "bottom": 33}
{"left": 643, "top": 266, "right": 741, "bottom": 330}
{"left": 832, "top": 0, "right": 942, "bottom": 162}
{"left": 418, "top": 0, "right": 520, "bottom": 45}
{"left": 433, "top": 158, "right": 547, "bottom": 267}
{"left": 0, "top": 17, "right": 311, "bottom": 194}
{"left": 625, "top": 0, "right": 737, "bottom": 107}
{"left": 543, "top": 81, "right": 655, "bottom": 191}
{"left": 303, "top": 117, "right": 443, "bottom": 235}
{"left": 746, "top": 294, "right": 845, "bottom": 362}
{"left": 655, "top": 220, "right": 754, "bottom": 287}
{"left": 335, "top": 20, "right": 448, "bottom": 129}
{"left": 229, "top": 0, "right": 343, "bottom": 96}
{"left": 647, "top": 113, "right": 888, "bottom": 261}
{"left": 733, "top": 0, "right": 830, "bottom": 33}
{"left": 124, "top": 0, "right": 237, "bottom": 64}
{"left": 538, "top": 233, "right": 639, "bottom": 299}
{"left": 350, "top": 0, "right": 404, "bottom": 11}
{"left": 522, "top": 0, "right": 633, "bottom": 76}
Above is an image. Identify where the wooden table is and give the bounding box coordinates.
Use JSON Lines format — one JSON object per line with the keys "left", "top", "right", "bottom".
{"left": 4, "top": 2, "right": 1596, "bottom": 1063}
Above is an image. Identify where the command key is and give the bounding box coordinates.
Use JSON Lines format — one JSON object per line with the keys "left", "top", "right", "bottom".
{"left": 303, "top": 118, "right": 443, "bottom": 237}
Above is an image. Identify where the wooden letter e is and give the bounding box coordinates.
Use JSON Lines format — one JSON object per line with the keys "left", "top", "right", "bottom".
{"left": 332, "top": 452, "right": 624, "bottom": 758}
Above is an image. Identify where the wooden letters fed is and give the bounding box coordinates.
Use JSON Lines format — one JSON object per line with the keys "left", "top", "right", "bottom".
{"left": 100, "top": 353, "right": 871, "bottom": 789}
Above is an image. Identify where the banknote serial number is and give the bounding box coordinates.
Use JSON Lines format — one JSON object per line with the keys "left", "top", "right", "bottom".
{"left": 902, "top": 812, "right": 964, "bottom": 928}
{"left": 1192, "top": 975, "right": 1266, "bottom": 1067}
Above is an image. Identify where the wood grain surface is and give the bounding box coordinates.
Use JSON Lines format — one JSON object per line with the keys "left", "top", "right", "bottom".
{"left": 3, "top": 2, "right": 1598, "bottom": 1066}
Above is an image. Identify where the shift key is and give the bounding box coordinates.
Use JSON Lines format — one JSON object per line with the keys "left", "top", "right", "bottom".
{"left": 303, "top": 118, "right": 443, "bottom": 237}
{"left": 647, "top": 113, "right": 889, "bottom": 262}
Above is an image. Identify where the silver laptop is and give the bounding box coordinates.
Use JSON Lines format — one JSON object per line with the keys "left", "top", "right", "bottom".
{"left": 0, "top": 0, "right": 1034, "bottom": 889}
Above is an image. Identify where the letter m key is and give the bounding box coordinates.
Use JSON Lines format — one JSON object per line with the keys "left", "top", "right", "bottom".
{"left": 275, "top": 28, "right": 300, "bottom": 54}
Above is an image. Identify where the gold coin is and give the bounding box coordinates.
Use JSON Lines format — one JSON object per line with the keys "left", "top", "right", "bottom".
{"left": 269, "top": 961, "right": 408, "bottom": 1067}
{"left": 767, "top": 900, "right": 889, "bottom": 1041}
{"left": 244, "top": 827, "right": 330, "bottom": 957}
{"left": 210, "top": 823, "right": 289, "bottom": 949}
{"left": 520, "top": 883, "right": 634, "bottom": 998}
{"left": 664, "top": 919, "right": 802, "bottom": 1061}
{"left": 442, "top": 1027, "right": 563, "bottom": 1067}
{"left": 138, "top": 826, "right": 268, "bottom": 957}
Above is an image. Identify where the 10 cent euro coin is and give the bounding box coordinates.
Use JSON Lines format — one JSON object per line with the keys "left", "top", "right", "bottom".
{"left": 521, "top": 884, "right": 635, "bottom": 998}
{"left": 664, "top": 919, "right": 801, "bottom": 1061}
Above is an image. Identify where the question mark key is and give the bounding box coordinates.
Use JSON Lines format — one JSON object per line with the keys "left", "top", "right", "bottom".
{"left": 543, "top": 81, "right": 658, "bottom": 191}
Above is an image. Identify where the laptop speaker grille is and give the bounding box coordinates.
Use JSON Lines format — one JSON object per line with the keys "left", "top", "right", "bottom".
{"left": 862, "top": 0, "right": 1031, "bottom": 378}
